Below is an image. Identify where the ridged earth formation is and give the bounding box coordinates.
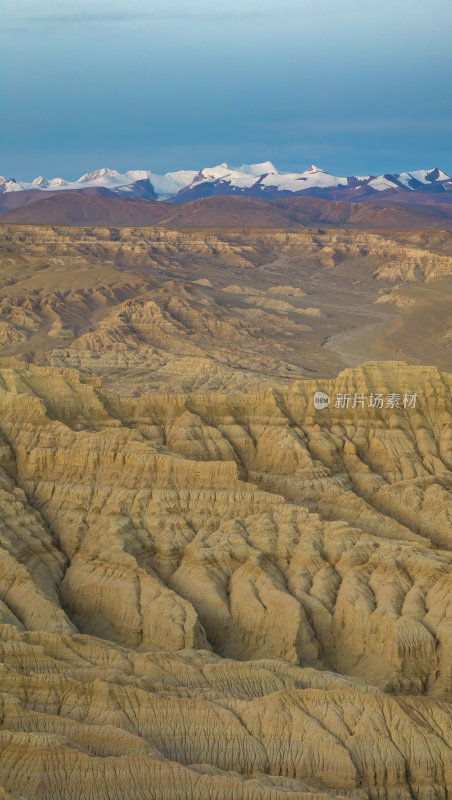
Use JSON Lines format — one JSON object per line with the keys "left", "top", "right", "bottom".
{"left": 2, "top": 225, "right": 452, "bottom": 384}
{"left": 0, "top": 360, "right": 450, "bottom": 799}
{"left": 0, "top": 225, "right": 451, "bottom": 799}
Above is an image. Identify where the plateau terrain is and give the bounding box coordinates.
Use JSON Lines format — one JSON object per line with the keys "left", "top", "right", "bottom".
{"left": 0, "top": 223, "right": 451, "bottom": 799}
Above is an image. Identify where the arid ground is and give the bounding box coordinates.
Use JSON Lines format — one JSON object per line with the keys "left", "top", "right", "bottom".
{"left": 0, "top": 224, "right": 451, "bottom": 799}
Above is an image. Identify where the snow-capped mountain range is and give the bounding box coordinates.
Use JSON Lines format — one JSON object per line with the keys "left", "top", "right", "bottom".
{"left": 1, "top": 163, "right": 451, "bottom": 204}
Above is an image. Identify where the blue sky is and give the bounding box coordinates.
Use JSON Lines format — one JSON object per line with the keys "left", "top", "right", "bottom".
{"left": 2, "top": 0, "right": 452, "bottom": 179}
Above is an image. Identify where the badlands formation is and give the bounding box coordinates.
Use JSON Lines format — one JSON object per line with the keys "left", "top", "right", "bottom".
{"left": 0, "top": 224, "right": 451, "bottom": 799}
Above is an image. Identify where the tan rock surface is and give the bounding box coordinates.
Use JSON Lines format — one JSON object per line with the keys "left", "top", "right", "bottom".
{"left": 0, "top": 360, "right": 451, "bottom": 798}
{"left": 1, "top": 225, "right": 452, "bottom": 798}
{"left": 2, "top": 224, "right": 452, "bottom": 384}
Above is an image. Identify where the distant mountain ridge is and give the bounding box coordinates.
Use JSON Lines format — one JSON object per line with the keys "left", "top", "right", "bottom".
{"left": 1, "top": 162, "right": 452, "bottom": 207}
{"left": 2, "top": 190, "right": 452, "bottom": 230}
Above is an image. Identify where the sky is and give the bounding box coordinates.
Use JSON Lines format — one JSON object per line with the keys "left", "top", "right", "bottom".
{"left": 2, "top": 0, "right": 452, "bottom": 180}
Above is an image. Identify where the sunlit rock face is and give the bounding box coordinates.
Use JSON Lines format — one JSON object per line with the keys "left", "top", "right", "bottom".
{"left": 0, "top": 360, "right": 451, "bottom": 799}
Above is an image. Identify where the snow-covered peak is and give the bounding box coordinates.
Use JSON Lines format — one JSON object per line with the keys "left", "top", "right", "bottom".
{"left": 430, "top": 168, "right": 450, "bottom": 181}
{"left": 146, "top": 169, "right": 198, "bottom": 200}
{"left": 32, "top": 176, "right": 47, "bottom": 186}
{"left": 0, "top": 179, "right": 24, "bottom": 193}
{"left": 396, "top": 168, "right": 450, "bottom": 188}
{"left": 368, "top": 176, "right": 400, "bottom": 191}
{"left": 238, "top": 161, "right": 278, "bottom": 176}
{"left": 292, "top": 166, "right": 348, "bottom": 189}
{"left": 31, "top": 176, "right": 68, "bottom": 189}
{"left": 302, "top": 164, "right": 323, "bottom": 174}
{"left": 1, "top": 162, "right": 451, "bottom": 200}
{"left": 198, "top": 164, "right": 235, "bottom": 181}
{"left": 122, "top": 170, "right": 149, "bottom": 182}
{"left": 76, "top": 168, "right": 122, "bottom": 184}
{"left": 192, "top": 164, "right": 262, "bottom": 190}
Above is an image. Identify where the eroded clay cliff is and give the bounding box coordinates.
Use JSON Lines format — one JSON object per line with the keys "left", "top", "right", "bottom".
{"left": 0, "top": 360, "right": 451, "bottom": 799}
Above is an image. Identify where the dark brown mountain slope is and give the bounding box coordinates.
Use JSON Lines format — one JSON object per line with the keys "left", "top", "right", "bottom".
{"left": 2, "top": 190, "right": 452, "bottom": 229}
{"left": 0, "top": 191, "right": 173, "bottom": 225}
{"left": 164, "top": 194, "right": 450, "bottom": 228}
